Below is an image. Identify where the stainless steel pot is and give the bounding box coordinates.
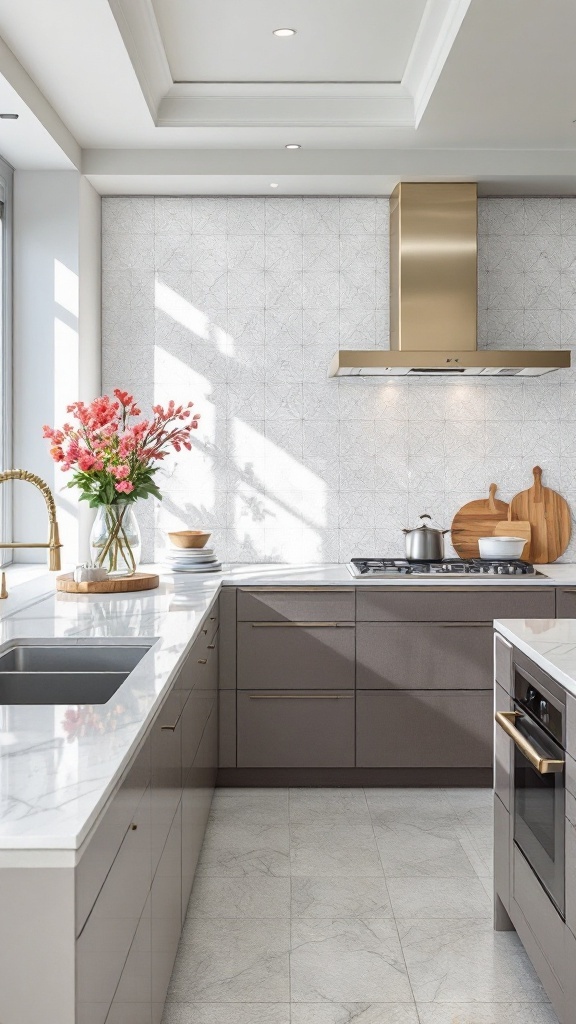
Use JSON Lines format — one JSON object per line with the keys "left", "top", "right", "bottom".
{"left": 403, "top": 514, "right": 449, "bottom": 561}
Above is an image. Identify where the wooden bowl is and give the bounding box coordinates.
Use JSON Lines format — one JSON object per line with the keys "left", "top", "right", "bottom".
{"left": 168, "top": 530, "right": 211, "bottom": 549}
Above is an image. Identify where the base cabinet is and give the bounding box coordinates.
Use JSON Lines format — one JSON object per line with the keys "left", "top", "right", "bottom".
{"left": 237, "top": 690, "right": 355, "bottom": 767}
{"left": 356, "top": 690, "right": 493, "bottom": 767}
{"left": 151, "top": 802, "right": 182, "bottom": 1024}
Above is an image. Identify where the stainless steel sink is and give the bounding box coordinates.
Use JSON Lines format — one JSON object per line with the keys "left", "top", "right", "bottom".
{"left": 0, "top": 671, "right": 129, "bottom": 705}
{"left": 0, "top": 640, "right": 155, "bottom": 705}
{"left": 0, "top": 642, "right": 152, "bottom": 674}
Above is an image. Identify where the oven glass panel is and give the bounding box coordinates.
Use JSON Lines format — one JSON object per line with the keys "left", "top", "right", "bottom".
{"left": 515, "top": 753, "right": 556, "bottom": 860}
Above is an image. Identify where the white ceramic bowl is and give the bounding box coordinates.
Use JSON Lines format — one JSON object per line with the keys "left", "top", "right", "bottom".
{"left": 478, "top": 536, "right": 526, "bottom": 560}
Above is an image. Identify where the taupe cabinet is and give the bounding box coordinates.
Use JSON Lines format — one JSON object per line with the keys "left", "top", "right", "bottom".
{"left": 220, "top": 585, "right": 556, "bottom": 778}
{"left": 0, "top": 608, "right": 218, "bottom": 1024}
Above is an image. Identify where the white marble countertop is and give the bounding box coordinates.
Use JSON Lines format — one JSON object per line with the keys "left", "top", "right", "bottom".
{"left": 2, "top": 559, "right": 576, "bottom": 858}
{"left": 495, "top": 618, "right": 576, "bottom": 699}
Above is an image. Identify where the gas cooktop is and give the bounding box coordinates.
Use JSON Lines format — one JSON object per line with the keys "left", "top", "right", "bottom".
{"left": 348, "top": 557, "right": 545, "bottom": 578}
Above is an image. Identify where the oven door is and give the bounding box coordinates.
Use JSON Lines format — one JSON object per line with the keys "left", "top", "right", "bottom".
{"left": 497, "top": 706, "right": 565, "bottom": 915}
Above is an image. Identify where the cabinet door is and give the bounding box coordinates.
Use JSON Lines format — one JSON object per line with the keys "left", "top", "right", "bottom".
{"left": 555, "top": 587, "right": 576, "bottom": 618}
{"left": 356, "top": 690, "right": 493, "bottom": 767}
{"left": 104, "top": 895, "right": 151, "bottom": 1024}
{"left": 237, "top": 690, "right": 354, "bottom": 767}
{"left": 151, "top": 690, "right": 184, "bottom": 876}
{"left": 237, "top": 622, "right": 355, "bottom": 690}
{"left": 356, "top": 588, "right": 556, "bottom": 622}
{"left": 151, "top": 801, "right": 182, "bottom": 1024}
{"left": 76, "top": 786, "right": 151, "bottom": 1024}
{"left": 237, "top": 588, "right": 355, "bottom": 622}
{"left": 356, "top": 622, "right": 492, "bottom": 690}
{"left": 181, "top": 639, "right": 218, "bottom": 920}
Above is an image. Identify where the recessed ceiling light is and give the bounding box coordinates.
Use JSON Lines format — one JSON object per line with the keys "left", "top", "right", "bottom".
{"left": 273, "top": 27, "right": 296, "bottom": 36}
{"left": 0, "top": 113, "right": 19, "bottom": 120}
{"left": 285, "top": 143, "right": 301, "bottom": 149}
{"left": 270, "top": 183, "right": 279, "bottom": 188}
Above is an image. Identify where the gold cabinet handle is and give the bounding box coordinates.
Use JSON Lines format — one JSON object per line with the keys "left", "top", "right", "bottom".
{"left": 248, "top": 694, "right": 353, "bottom": 700}
{"left": 240, "top": 587, "right": 350, "bottom": 592}
{"left": 198, "top": 658, "right": 208, "bottom": 664}
{"left": 207, "top": 643, "right": 216, "bottom": 650}
{"left": 250, "top": 621, "right": 353, "bottom": 628}
{"left": 495, "top": 711, "right": 564, "bottom": 775}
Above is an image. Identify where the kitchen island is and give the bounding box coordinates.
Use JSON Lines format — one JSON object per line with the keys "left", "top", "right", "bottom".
{"left": 494, "top": 617, "right": 576, "bottom": 1024}
{"left": 2, "top": 563, "right": 576, "bottom": 1023}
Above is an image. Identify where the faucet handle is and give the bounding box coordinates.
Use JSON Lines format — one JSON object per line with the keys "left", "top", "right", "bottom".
{"left": 0, "top": 572, "right": 7, "bottom": 599}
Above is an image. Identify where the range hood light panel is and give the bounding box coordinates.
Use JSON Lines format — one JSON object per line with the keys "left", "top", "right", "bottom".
{"left": 329, "top": 183, "right": 570, "bottom": 379}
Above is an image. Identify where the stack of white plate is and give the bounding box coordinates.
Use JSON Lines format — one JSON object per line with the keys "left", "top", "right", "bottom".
{"left": 163, "top": 547, "right": 222, "bottom": 573}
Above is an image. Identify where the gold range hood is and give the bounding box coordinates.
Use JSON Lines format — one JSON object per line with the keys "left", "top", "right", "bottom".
{"left": 329, "top": 182, "right": 570, "bottom": 377}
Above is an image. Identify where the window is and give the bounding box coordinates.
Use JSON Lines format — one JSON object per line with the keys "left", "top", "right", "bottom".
{"left": 0, "top": 154, "right": 13, "bottom": 564}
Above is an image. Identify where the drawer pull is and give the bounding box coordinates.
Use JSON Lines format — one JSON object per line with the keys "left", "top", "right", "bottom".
{"left": 240, "top": 587, "right": 350, "bottom": 592}
{"left": 561, "top": 589, "right": 576, "bottom": 594}
{"left": 161, "top": 723, "right": 179, "bottom": 731}
{"left": 207, "top": 643, "right": 216, "bottom": 650}
{"left": 248, "top": 694, "right": 353, "bottom": 700}
{"left": 495, "top": 711, "right": 565, "bottom": 774}
{"left": 250, "top": 621, "right": 353, "bottom": 628}
{"left": 202, "top": 628, "right": 208, "bottom": 635}
{"left": 130, "top": 823, "right": 137, "bottom": 831}
{"left": 210, "top": 615, "right": 217, "bottom": 620}
{"left": 198, "top": 658, "right": 208, "bottom": 664}
{"left": 440, "top": 622, "right": 492, "bottom": 628}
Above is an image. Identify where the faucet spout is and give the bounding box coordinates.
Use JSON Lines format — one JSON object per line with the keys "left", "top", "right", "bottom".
{"left": 0, "top": 470, "right": 63, "bottom": 577}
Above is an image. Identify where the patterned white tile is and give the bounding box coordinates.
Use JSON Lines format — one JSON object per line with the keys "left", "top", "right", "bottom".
{"left": 226, "top": 198, "right": 265, "bottom": 234}
{"left": 227, "top": 235, "right": 265, "bottom": 271}
{"left": 155, "top": 196, "right": 193, "bottom": 234}
{"left": 340, "top": 198, "right": 376, "bottom": 235}
{"left": 192, "top": 197, "right": 228, "bottom": 234}
{"left": 303, "top": 272, "right": 340, "bottom": 309}
{"left": 228, "top": 270, "right": 265, "bottom": 308}
{"left": 303, "top": 235, "right": 340, "bottom": 273}
{"left": 265, "top": 198, "right": 303, "bottom": 235}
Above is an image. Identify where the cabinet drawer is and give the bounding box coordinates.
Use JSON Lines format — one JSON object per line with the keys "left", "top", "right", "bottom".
{"left": 555, "top": 587, "right": 576, "bottom": 618}
{"left": 151, "top": 690, "right": 184, "bottom": 875}
{"left": 76, "top": 736, "right": 150, "bottom": 935}
{"left": 512, "top": 844, "right": 564, "bottom": 985}
{"left": 237, "top": 691, "right": 355, "bottom": 767}
{"left": 356, "top": 690, "right": 493, "bottom": 767}
{"left": 237, "top": 621, "right": 355, "bottom": 690}
{"left": 356, "top": 622, "right": 492, "bottom": 690}
{"left": 356, "top": 588, "right": 555, "bottom": 622}
{"left": 176, "top": 618, "right": 218, "bottom": 690}
{"left": 237, "top": 588, "right": 355, "bottom": 622}
{"left": 76, "top": 786, "right": 151, "bottom": 1024}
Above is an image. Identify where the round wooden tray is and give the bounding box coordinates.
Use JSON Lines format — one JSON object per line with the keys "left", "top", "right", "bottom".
{"left": 56, "top": 572, "right": 160, "bottom": 594}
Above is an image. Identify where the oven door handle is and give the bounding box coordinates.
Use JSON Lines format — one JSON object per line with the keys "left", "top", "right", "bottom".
{"left": 495, "top": 711, "right": 565, "bottom": 775}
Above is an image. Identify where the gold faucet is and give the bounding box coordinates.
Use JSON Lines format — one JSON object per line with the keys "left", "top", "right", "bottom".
{"left": 0, "top": 470, "right": 62, "bottom": 597}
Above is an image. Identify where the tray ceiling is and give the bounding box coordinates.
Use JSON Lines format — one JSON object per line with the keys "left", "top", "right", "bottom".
{"left": 151, "top": 0, "right": 427, "bottom": 84}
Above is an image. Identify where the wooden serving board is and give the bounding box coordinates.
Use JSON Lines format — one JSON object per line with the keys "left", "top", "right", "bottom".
{"left": 451, "top": 484, "right": 509, "bottom": 559}
{"left": 509, "top": 466, "right": 571, "bottom": 563}
{"left": 57, "top": 572, "right": 160, "bottom": 594}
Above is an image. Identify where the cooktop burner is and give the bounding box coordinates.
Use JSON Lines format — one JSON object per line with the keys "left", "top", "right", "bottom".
{"left": 348, "top": 557, "right": 543, "bottom": 578}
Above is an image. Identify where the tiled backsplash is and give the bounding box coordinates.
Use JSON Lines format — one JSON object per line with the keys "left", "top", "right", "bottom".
{"left": 102, "top": 196, "right": 576, "bottom": 563}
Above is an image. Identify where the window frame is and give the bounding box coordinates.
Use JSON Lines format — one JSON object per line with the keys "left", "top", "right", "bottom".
{"left": 0, "top": 154, "right": 13, "bottom": 565}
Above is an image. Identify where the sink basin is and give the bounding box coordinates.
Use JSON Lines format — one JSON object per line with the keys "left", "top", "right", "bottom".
{"left": 0, "top": 640, "right": 156, "bottom": 705}
{"left": 0, "top": 642, "right": 152, "bottom": 674}
{"left": 0, "top": 671, "right": 129, "bottom": 705}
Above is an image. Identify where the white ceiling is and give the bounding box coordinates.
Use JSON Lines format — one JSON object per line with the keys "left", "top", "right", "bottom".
{"left": 0, "top": 0, "right": 574, "bottom": 194}
{"left": 151, "top": 0, "right": 427, "bottom": 83}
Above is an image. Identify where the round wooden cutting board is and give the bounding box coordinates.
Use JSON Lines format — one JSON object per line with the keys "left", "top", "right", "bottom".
{"left": 451, "top": 484, "right": 509, "bottom": 559}
{"left": 56, "top": 572, "right": 160, "bottom": 594}
{"left": 509, "top": 466, "right": 571, "bottom": 563}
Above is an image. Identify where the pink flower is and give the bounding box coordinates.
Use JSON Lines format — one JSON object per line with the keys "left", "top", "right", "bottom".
{"left": 115, "top": 480, "right": 135, "bottom": 494}
{"left": 111, "top": 465, "right": 130, "bottom": 481}
{"left": 77, "top": 452, "right": 99, "bottom": 472}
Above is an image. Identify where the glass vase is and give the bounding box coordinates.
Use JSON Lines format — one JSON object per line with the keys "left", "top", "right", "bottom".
{"left": 90, "top": 502, "right": 142, "bottom": 578}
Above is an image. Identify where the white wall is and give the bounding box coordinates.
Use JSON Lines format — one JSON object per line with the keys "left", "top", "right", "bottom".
{"left": 100, "top": 195, "right": 576, "bottom": 564}
{"left": 13, "top": 170, "right": 101, "bottom": 563}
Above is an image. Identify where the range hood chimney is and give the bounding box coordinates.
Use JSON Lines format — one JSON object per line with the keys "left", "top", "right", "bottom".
{"left": 330, "top": 182, "right": 569, "bottom": 377}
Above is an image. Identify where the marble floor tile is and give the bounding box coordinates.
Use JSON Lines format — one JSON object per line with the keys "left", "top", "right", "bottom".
{"left": 290, "top": 824, "right": 383, "bottom": 877}
{"left": 443, "top": 787, "right": 494, "bottom": 811}
{"left": 416, "top": 1003, "right": 559, "bottom": 1024}
{"left": 210, "top": 787, "right": 289, "bottom": 824}
{"left": 196, "top": 821, "right": 290, "bottom": 876}
{"left": 169, "top": 918, "right": 290, "bottom": 1002}
{"left": 373, "top": 821, "right": 476, "bottom": 878}
{"left": 188, "top": 875, "right": 290, "bottom": 918}
{"left": 290, "top": 788, "right": 372, "bottom": 826}
{"left": 291, "top": 877, "right": 393, "bottom": 918}
{"left": 290, "top": 918, "right": 414, "bottom": 1003}
{"left": 366, "top": 790, "right": 456, "bottom": 830}
{"left": 398, "top": 918, "right": 550, "bottom": 1003}
{"left": 162, "top": 1004, "right": 291, "bottom": 1024}
{"left": 291, "top": 1004, "right": 419, "bottom": 1024}
{"left": 387, "top": 876, "right": 492, "bottom": 918}
{"left": 455, "top": 824, "right": 494, "bottom": 877}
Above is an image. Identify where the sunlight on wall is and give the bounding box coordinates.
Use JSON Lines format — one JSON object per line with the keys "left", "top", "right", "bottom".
{"left": 155, "top": 278, "right": 234, "bottom": 356}
{"left": 54, "top": 259, "right": 80, "bottom": 552}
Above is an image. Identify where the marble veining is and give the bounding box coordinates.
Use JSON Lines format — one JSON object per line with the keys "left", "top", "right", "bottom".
{"left": 495, "top": 617, "right": 576, "bottom": 697}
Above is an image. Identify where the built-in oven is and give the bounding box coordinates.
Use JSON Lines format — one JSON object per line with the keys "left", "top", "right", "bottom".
{"left": 496, "top": 653, "right": 566, "bottom": 917}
